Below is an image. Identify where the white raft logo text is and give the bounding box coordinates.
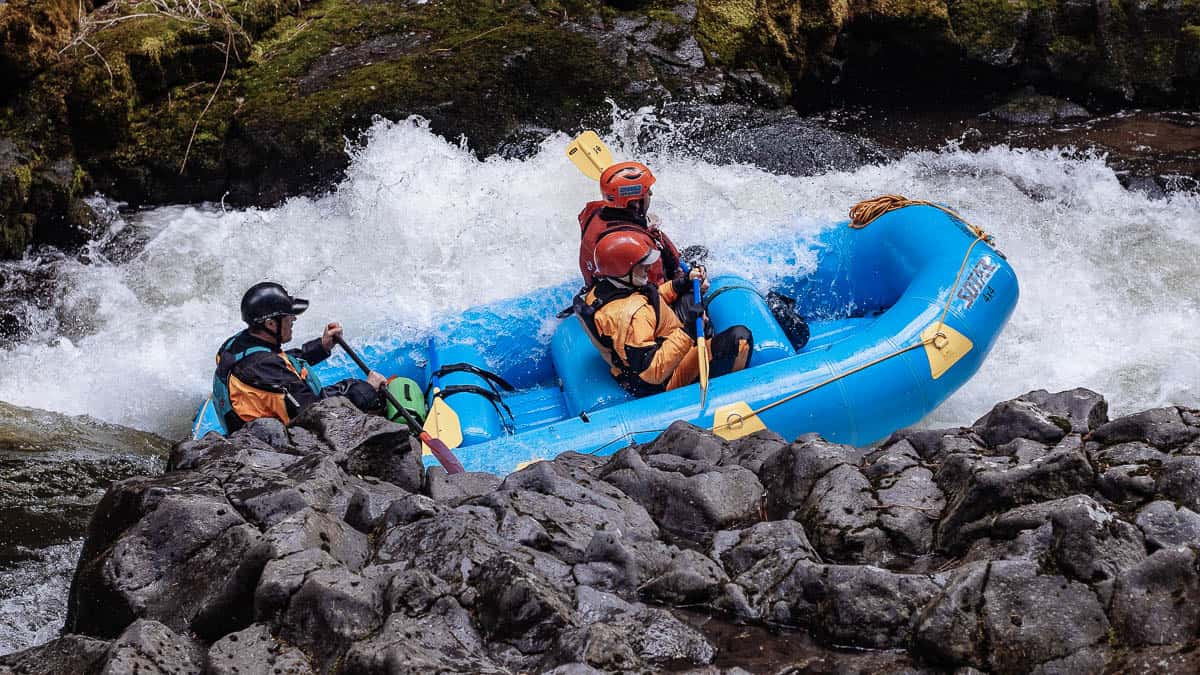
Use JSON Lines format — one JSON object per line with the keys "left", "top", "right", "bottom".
{"left": 956, "top": 256, "right": 999, "bottom": 310}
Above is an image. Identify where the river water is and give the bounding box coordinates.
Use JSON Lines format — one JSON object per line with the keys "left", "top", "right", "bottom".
{"left": 0, "top": 111, "right": 1198, "bottom": 655}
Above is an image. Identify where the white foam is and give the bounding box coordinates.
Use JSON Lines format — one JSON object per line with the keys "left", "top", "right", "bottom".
{"left": 0, "top": 117, "right": 1196, "bottom": 437}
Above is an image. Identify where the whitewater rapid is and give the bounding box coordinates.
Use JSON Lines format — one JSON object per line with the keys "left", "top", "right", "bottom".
{"left": 0, "top": 116, "right": 1197, "bottom": 438}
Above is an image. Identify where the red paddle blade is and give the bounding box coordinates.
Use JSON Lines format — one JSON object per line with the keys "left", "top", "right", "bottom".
{"left": 420, "top": 431, "right": 465, "bottom": 474}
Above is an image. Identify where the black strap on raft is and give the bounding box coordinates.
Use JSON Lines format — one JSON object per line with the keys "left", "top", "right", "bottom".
{"left": 432, "top": 384, "right": 516, "bottom": 433}
{"left": 425, "top": 363, "right": 516, "bottom": 434}
{"left": 431, "top": 362, "right": 515, "bottom": 392}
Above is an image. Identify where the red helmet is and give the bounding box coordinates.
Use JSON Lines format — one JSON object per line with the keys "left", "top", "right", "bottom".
{"left": 594, "top": 231, "right": 661, "bottom": 279}
{"left": 600, "top": 161, "right": 656, "bottom": 209}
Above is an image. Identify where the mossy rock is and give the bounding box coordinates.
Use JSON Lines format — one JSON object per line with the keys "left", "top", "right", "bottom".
{"left": 0, "top": 0, "right": 89, "bottom": 98}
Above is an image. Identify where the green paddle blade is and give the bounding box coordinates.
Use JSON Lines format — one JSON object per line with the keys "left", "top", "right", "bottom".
{"left": 566, "top": 130, "right": 614, "bottom": 180}
{"left": 422, "top": 388, "right": 463, "bottom": 456}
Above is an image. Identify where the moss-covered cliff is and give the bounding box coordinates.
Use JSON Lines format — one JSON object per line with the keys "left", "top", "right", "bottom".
{"left": 1, "top": 0, "right": 1198, "bottom": 257}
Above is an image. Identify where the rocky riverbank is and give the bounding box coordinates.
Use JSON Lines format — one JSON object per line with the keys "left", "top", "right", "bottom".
{"left": 3, "top": 388, "right": 1199, "bottom": 673}
{"left": 3, "top": 0, "right": 1200, "bottom": 257}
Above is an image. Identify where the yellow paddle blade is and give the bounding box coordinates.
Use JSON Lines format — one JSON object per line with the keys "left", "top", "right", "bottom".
{"left": 712, "top": 401, "right": 766, "bottom": 441}
{"left": 566, "top": 130, "right": 614, "bottom": 180}
{"left": 422, "top": 391, "right": 463, "bottom": 456}
{"left": 921, "top": 323, "right": 973, "bottom": 380}
{"left": 697, "top": 335, "right": 710, "bottom": 408}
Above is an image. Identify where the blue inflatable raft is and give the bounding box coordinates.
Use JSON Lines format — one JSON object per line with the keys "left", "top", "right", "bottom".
{"left": 192, "top": 203, "right": 1019, "bottom": 474}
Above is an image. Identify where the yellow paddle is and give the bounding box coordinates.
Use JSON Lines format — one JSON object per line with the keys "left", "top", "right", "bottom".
{"left": 424, "top": 340, "right": 463, "bottom": 455}
{"left": 566, "top": 130, "right": 615, "bottom": 180}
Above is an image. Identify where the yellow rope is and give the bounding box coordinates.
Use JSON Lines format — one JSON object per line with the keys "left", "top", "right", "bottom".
{"left": 849, "top": 194, "right": 989, "bottom": 240}
{"left": 713, "top": 196, "right": 990, "bottom": 435}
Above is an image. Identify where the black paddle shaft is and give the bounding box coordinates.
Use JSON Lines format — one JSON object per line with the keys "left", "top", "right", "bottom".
{"left": 331, "top": 335, "right": 465, "bottom": 473}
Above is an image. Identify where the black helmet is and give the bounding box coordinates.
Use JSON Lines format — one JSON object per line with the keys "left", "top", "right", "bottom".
{"left": 240, "top": 282, "right": 309, "bottom": 326}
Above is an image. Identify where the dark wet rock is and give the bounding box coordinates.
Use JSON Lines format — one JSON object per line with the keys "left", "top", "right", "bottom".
{"left": 796, "top": 462, "right": 892, "bottom": 565}
{"left": 734, "top": 560, "right": 941, "bottom": 648}
{"left": 380, "top": 492, "right": 439, "bottom": 528}
{"left": 758, "top": 435, "right": 870, "bottom": 518}
{"left": 234, "top": 417, "right": 291, "bottom": 449}
{"left": 1109, "top": 546, "right": 1200, "bottom": 646}
{"left": 66, "top": 471, "right": 269, "bottom": 639}
{"left": 206, "top": 623, "right": 314, "bottom": 675}
{"left": 223, "top": 455, "right": 351, "bottom": 528}
{"left": 597, "top": 444, "right": 763, "bottom": 546}
{"left": 261, "top": 507, "right": 369, "bottom": 571}
{"left": 290, "top": 397, "right": 407, "bottom": 461}
{"left": 381, "top": 568, "right": 453, "bottom": 618}
{"left": 1047, "top": 495, "right": 1145, "bottom": 586}
{"left": 915, "top": 561, "right": 1109, "bottom": 672}
{"left": 710, "top": 520, "right": 820, "bottom": 578}
{"left": 1089, "top": 407, "right": 1199, "bottom": 450}
{"left": 652, "top": 103, "right": 894, "bottom": 177}
{"left": 253, "top": 549, "right": 342, "bottom": 623}
{"left": 426, "top": 468, "right": 502, "bottom": 506}
{"left": 1136, "top": 500, "right": 1200, "bottom": 551}
{"left": 642, "top": 420, "right": 727, "bottom": 464}
{"left": 1156, "top": 455, "right": 1200, "bottom": 511}
{"left": 865, "top": 441, "right": 945, "bottom": 556}
{"left": 342, "top": 426, "right": 423, "bottom": 493}
{"left": 997, "top": 437, "right": 1050, "bottom": 463}
{"left": 566, "top": 586, "right": 714, "bottom": 667}
{"left": 1102, "top": 641, "right": 1200, "bottom": 673}
{"left": 638, "top": 548, "right": 728, "bottom": 605}
{"left": 985, "top": 91, "right": 1092, "bottom": 125}
{"left": 937, "top": 444, "right": 1095, "bottom": 554}
{"left": 972, "top": 397, "right": 1072, "bottom": 447}
{"left": 343, "top": 474, "right": 409, "bottom": 533}
{"left": 373, "top": 505, "right": 506, "bottom": 586}
{"left": 478, "top": 458, "right": 661, "bottom": 563}
{"left": 0, "top": 634, "right": 111, "bottom": 675}
{"left": 278, "top": 566, "right": 384, "bottom": 667}
{"left": 882, "top": 426, "right": 983, "bottom": 464}
{"left": 102, "top": 619, "right": 204, "bottom": 675}
{"left": 472, "top": 551, "right": 575, "bottom": 656}
{"left": 46, "top": 392, "right": 1200, "bottom": 673}
{"left": 342, "top": 597, "right": 506, "bottom": 674}
{"left": 719, "top": 429, "right": 787, "bottom": 474}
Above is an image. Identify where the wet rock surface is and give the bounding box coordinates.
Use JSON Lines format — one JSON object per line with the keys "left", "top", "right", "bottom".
{"left": 4, "top": 388, "right": 1200, "bottom": 673}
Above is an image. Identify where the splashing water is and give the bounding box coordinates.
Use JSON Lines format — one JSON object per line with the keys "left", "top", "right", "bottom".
{"left": 0, "top": 116, "right": 1197, "bottom": 439}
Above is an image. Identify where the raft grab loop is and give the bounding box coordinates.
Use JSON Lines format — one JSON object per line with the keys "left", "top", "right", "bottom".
{"left": 711, "top": 196, "right": 992, "bottom": 440}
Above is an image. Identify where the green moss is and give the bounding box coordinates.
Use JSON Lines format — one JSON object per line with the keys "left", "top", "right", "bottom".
{"left": 1184, "top": 24, "right": 1200, "bottom": 44}
{"left": 948, "top": 0, "right": 1039, "bottom": 58}
{"left": 695, "top": 0, "right": 757, "bottom": 66}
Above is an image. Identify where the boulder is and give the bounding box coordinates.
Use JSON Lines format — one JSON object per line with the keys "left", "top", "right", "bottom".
{"left": 206, "top": 623, "right": 314, "bottom": 675}
{"left": 0, "top": 635, "right": 111, "bottom": 675}
{"left": 101, "top": 620, "right": 204, "bottom": 675}
{"left": 342, "top": 597, "right": 507, "bottom": 674}
{"left": 914, "top": 561, "right": 1110, "bottom": 672}
{"left": 796, "top": 463, "right": 891, "bottom": 565}
{"left": 426, "top": 469, "right": 502, "bottom": 506}
{"left": 66, "top": 471, "right": 269, "bottom": 639}
{"left": 937, "top": 445, "right": 1095, "bottom": 554}
{"left": 972, "top": 398, "right": 1072, "bottom": 447}
{"left": 598, "top": 445, "right": 763, "bottom": 546}
{"left": 1089, "top": 407, "right": 1199, "bottom": 450}
{"left": 1136, "top": 501, "right": 1200, "bottom": 551}
{"left": 734, "top": 560, "right": 941, "bottom": 648}
{"left": 710, "top": 520, "right": 820, "bottom": 578}
{"left": 1109, "top": 546, "right": 1200, "bottom": 646}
